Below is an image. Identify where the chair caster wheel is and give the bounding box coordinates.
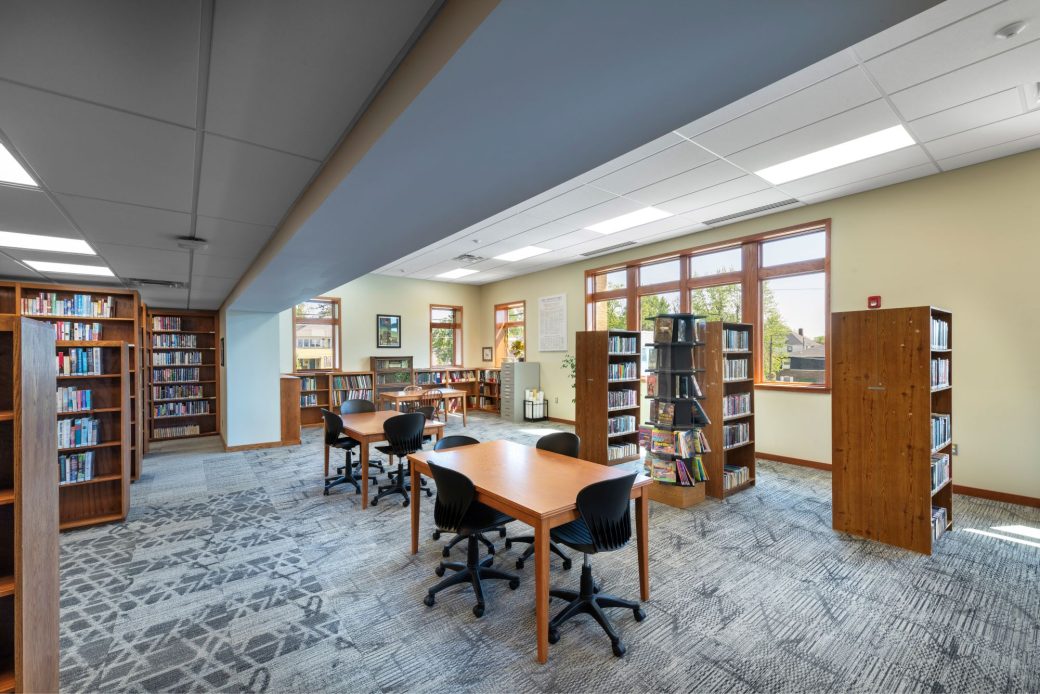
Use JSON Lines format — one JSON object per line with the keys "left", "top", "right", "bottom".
{"left": 593, "top": 583, "right": 601, "bottom": 594}
{"left": 432, "top": 530, "right": 441, "bottom": 540}
{"left": 612, "top": 641, "right": 626, "bottom": 657}
{"left": 548, "top": 628, "right": 559, "bottom": 645}
{"left": 515, "top": 558, "right": 524, "bottom": 570}
{"left": 634, "top": 607, "right": 646, "bottom": 622}
{"left": 323, "top": 489, "right": 330, "bottom": 496}
{"left": 498, "top": 528, "right": 507, "bottom": 537}
{"left": 504, "top": 538, "right": 512, "bottom": 549}
{"left": 435, "top": 565, "right": 446, "bottom": 577}
{"left": 472, "top": 604, "right": 485, "bottom": 618}
{"left": 487, "top": 546, "right": 495, "bottom": 555}
{"left": 423, "top": 594, "right": 435, "bottom": 607}
{"left": 562, "top": 558, "right": 572, "bottom": 570}
{"left": 442, "top": 547, "right": 450, "bottom": 558}
{"left": 509, "top": 578, "right": 520, "bottom": 590}
{"left": 425, "top": 489, "right": 432, "bottom": 497}
{"left": 370, "top": 498, "right": 378, "bottom": 506}
{"left": 403, "top": 499, "right": 409, "bottom": 508}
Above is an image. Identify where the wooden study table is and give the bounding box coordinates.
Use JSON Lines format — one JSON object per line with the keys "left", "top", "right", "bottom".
{"left": 379, "top": 388, "right": 469, "bottom": 426}
{"left": 408, "top": 440, "right": 651, "bottom": 663}
{"left": 338, "top": 410, "right": 445, "bottom": 510}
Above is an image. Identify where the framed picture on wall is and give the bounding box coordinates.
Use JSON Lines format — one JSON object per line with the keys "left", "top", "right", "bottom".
{"left": 482, "top": 346, "right": 493, "bottom": 361}
{"left": 376, "top": 314, "right": 401, "bottom": 348}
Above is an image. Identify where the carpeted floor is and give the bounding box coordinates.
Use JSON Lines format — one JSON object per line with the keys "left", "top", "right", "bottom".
{"left": 58, "top": 412, "right": 1039, "bottom": 693}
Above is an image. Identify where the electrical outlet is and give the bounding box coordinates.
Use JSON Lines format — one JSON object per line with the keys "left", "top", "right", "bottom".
{"left": 951, "top": 444, "right": 958, "bottom": 455}
{"left": 554, "top": 397, "right": 558, "bottom": 404}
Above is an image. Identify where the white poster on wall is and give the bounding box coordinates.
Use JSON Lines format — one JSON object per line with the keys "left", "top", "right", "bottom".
{"left": 538, "top": 293, "right": 568, "bottom": 352}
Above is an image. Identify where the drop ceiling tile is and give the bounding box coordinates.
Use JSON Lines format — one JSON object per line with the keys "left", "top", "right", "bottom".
{"left": 693, "top": 68, "right": 881, "bottom": 157}
{"left": 924, "top": 107, "right": 1040, "bottom": 160}
{"left": 190, "top": 274, "right": 238, "bottom": 298}
{"left": 0, "top": 254, "right": 41, "bottom": 279}
{"left": 0, "top": 187, "right": 78, "bottom": 237}
{"left": 725, "top": 99, "right": 900, "bottom": 172}
{"left": 56, "top": 194, "right": 191, "bottom": 250}
{"left": 196, "top": 134, "right": 320, "bottom": 226}
{"left": 854, "top": 0, "right": 1004, "bottom": 60}
{"left": 624, "top": 159, "right": 747, "bottom": 206}
{"left": 888, "top": 37, "right": 1040, "bottom": 120}
{"left": 655, "top": 176, "right": 771, "bottom": 215}
{"left": 799, "top": 162, "right": 939, "bottom": 204}
{"left": 520, "top": 185, "right": 616, "bottom": 222}
{"left": 195, "top": 216, "right": 275, "bottom": 258}
{"left": 937, "top": 131, "right": 1040, "bottom": 170}
{"left": 191, "top": 253, "right": 254, "bottom": 280}
{"left": 525, "top": 229, "right": 603, "bottom": 251}
{"left": 95, "top": 243, "right": 189, "bottom": 282}
{"left": 553, "top": 196, "right": 648, "bottom": 231}
{"left": 462, "top": 212, "right": 548, "bottom": 244}
{"left": 0, "top": 1, "right": 201, "bottom": 126}
{"left": 908, "top": 88, "right": 1025, "bottom": 142}
{"left": 589, "top": 141, "right": 715, "bottom": 195}
{"left": 0, "top": 82, "right": 196, "bottom": 210}
{"left": 689, "top": 188, "right": 797, "bottom": 225}
{"left": 137, "top": 286, "right": 190, "bottom": 310}
{"left": 576, "top": 132, "right": 685, "bottom": 183}
{"left": 780, "top": 145, "right": 933, "bottom": 197}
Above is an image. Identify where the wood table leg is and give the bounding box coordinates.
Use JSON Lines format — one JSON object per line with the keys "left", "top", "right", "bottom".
{"left": 535, "top": 518, "right": 550, "bottom": 663}
{"left": 636, "top": 488, "right": 649, "bottom": 601}
{"left": 461, "top": 394, "right": 467, "bottom": 427}
{"left": 360, "top": 437, "right": 369, "bottom": 510}
{"left": 410, "top": 463, "right": 420, "bottom": 554}
{"left": 323, "top": 444, "right": 329, "bottom": 477}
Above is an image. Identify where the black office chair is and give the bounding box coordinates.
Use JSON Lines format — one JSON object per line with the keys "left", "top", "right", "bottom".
{"left": 548, "top": 472, "right": 645, "bottom": 657}
{"left": 431, "top": 436, "right": 507, "bottom": 556}
{"left": 320, "top": 409, "right": 365, "bottom": 495}
{"left": 418, "top": 406, "right": 436, "bottom": 445}
{"left": 505, "top": 432, "right": 580, "bottom": 570}
{"left": 340, "top": 399, "right": 384, "bottom": 473}
{"left": 422, "top": 461, "right": 520, "bottom": 617}
{"left": 372, "top": 412, "right": 431, "bottom": 506}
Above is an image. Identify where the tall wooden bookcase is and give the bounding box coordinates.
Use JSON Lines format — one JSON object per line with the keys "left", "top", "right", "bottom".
{"left": 702, "top": 321, "right": 756, "bottom": 499}
{"left": 295, "top": 371, "right": 375, "bottom": 426}
{"left": 576, "top": 330, "right": 641, "bottom": 466}
{"left": 370, "top": 356, "right": 414, "bottom": 406}
{"left": 0, "top": 316, "right": 59, "bottom": 692}
{"left": 832, "top": 306, "right": 953, "bottom": 554}
{"left": 478, "top": 368, "right": 500, "bottom": 412}
{"left": 146, "top": 308, "right": 219, "bottom": 441}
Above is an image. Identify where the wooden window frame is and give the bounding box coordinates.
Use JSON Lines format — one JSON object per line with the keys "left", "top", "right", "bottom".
{"left": 494, "top": 300, "right": 526, "bottom": 367}
{"left": 292, "top": 296, "right": 341, "bottom": 372}
{"left": 430, "top": 304, "right": 463, "bottom": 367}
{"left": 585, "top": 219, "right": 831, "bottom": 392}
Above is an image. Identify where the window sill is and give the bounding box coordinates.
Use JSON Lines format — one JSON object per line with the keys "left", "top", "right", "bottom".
{"left": 754, "top": 383, "right": 830, "bottom": 394}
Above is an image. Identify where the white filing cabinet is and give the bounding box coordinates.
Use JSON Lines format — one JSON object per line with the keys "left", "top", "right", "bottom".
{"left": 500, "top": 362, "right": 540, "bottom": 423}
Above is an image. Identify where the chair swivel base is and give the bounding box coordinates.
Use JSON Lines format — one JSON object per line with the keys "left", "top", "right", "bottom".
{"left": 505, "top": 535, "right": 572, "bottom": 570}
{"left": 439, "top": 526, "right": 507, "bottom": 557}
{"left": 324, "top": 465, "right": 372, "bottom": 496}
{"left": 370, "top": 464, "right": 431, "bottom": 506}
{"left": 548, "top": 562, "right": 645, "bottom": 657}
{"left": 422, "top": 535, "right": 520, "bottom": 618}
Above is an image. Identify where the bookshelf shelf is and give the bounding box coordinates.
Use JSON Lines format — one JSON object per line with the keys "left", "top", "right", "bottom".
{"left": 702, "top": 321, "right": 757, "bottom": 500}
{"left": 146, "top": 309, "right": 220, "bottom": 442}
{"left": 576, "top": 330, "right": 641, "bottom": 466}
{"left": 0, "top": 491, "right": 11, "bottom": 506}
{"left": 59, "top": 473, "right": 122, "bottom": 487}
{"left": 0, "top": 577, "right": 12, "bottom": 598}
{"left": 0, "top": 413, "right": 12, "bottom": 422}
{"left": 294, "top": 371, "right": 375, "bottom": 426}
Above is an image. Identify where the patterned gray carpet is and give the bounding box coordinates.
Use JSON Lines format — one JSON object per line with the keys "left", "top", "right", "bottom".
{"left": 59, "top": 412, "right": 1039, "bottom": 693}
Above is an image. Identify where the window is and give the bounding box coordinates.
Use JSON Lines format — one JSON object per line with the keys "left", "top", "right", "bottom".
{"left": 585, "top": 220, "right": 830, "bottom": 389}
{"left": 430, "top": 305, "right": 463, "bottom": 366}
{"left": 293, "top": 297, "right": 340, "bottom": 371}
{"left": 494, "top": 301, "right": 525, "bottom": 365}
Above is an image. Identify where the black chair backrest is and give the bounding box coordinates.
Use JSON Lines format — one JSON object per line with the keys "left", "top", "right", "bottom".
{"left": 417, "top": 405, "right": 436, "bottom": 421}
{"left": 536, "top": 431, "right": 580, "bottom": 458}
{"left": 428, "top": 461, "right": 475, "bottom": 533}
{"left": 575, "top": 473, "right": 637, "bottom": 553}
{"left": 434, "top": 435, "right": 479, "bottom": 451}
{"left": 382, "top": 412, "right": 426, "bottom": 457}
{"left": 321, "top": 409, "right": 343, "bottom": 445}
{"left": 340, "top": 399, "right": 376, "bottom": 415}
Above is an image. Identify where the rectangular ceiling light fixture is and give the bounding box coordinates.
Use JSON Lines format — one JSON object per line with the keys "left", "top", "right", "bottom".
{"left": 0, "top": 231, "right": 94, "bottom": 254}
{"left": 585, "top": 206, "right": 672, "bottom": 234}
{"left": 436, "top": 267, "right": 479, "bottom": 279}
{"left": 24, "top": 260, "right": 114, "bottom": 276}
{"left": 494, "top": 246, "right": 550, "bottom": 262}
{"left": 755, "top": 125, "right": 915, "bottom": 184}
{"left": 0, "top": 141, "right": 36, "bottom": 187}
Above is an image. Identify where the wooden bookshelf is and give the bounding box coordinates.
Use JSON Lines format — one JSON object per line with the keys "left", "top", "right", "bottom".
{"left": 127, "top": 341, "right": 143, "bottom": 481}
{"left": 576, "top": 330, "right": 641, "bottom": 466}
{"left": 702, "top": 321, "right": 756, "bottom": 499}
{"left": 0, "top": 316, "right": 59, "bottom": 692}
{"left": 137, "top": 303, "right": 149, "bottom": 461}
{"left": 330, "top": 371, "right": 375, "bottom": 409}
{"left": 832, "top": 306, "right": 953, "bottom": 554}
{"left": 370, "top": 356, "right": 414, "bottom": 407}
{"left": 477, "top": 368, "right": 501, "bottom": 412}
{"left": 146, "top": 308, "right": 219, "bottom": 442}
{"left": 414, "top": 366, "right": 478, "bottom": 415}
{"left": 295, "top": 372, "right": 330, "bottom": 427}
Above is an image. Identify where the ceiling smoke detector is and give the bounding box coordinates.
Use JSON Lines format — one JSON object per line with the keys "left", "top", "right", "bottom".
{"left": 452, "top": 253, "right": 485, "bottom": 264}
{"left": 995, "top": 21, "right": 1027, "bottom": 39}
{"left": 176, "top": 236, "right": 209, "bottom": 251}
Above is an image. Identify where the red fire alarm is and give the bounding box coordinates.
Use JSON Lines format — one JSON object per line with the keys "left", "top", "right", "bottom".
{"left": 867, "top": 295, "right": 882, "bottom": 309}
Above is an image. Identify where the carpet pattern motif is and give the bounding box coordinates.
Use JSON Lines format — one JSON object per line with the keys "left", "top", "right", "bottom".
{"left": 59, "top": 413, "right": 1039, "bottom": 692}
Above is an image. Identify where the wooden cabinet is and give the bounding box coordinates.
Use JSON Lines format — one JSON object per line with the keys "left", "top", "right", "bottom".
{"left": 702, "top": 321, "right": 756, "bottom": 499}
{"left": 146, "top": 308, "right": 220, "bottom": 441}
{"left": 576, "top": 330, "right": 641, "bottom": 465}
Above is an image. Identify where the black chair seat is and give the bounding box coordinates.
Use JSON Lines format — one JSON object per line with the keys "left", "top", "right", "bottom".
{"left": 331, "top": 435, "right": 360, "bottom": 450}
{"left": 550, "top": 518, "right": 596, "bottom": 553}
{"left": 460, "top": 505, "right": 515, "bottom": 535}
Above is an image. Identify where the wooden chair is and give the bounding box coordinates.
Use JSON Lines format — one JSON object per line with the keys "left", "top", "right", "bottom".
{"left": 402, "top": 385, "right": 424, "bottom": 413}
{"left": 421, "top": 388, "right": 445, "bottom": 421}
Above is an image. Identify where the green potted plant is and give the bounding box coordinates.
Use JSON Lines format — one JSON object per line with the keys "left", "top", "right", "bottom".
{"left": 509, "top": 339, "right": 525, "bottom": 362}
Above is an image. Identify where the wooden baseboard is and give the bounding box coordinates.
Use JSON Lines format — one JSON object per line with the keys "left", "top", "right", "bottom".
{"left": 548, "top": 416, "right": 575, "bottom": 426}
{"left": 952, "top": 484, "right": 1040, "bottom": 509}
{"left": 756, "top": 451, "right": 831, "bottom": 471}
{"left": 224, "top": 440, "right": 288, "bottom": 452}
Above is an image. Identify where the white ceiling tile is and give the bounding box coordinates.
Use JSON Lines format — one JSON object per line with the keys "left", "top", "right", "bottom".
{"left": 136, "top": 286, "right": 190, "bottom": 311}
{"left": 689, "top": 188, "right": 797, "bottom": 225}
{"left": 96, "top": 243, "right": 189, "bottom": 282}
{"left": 937, "top": 131, "right": 1040, "bottom": 170}
{"left": 589, "top": 141, "right": 715, "bottom": 195}
{"left": 462, "top": 212, "right": 548, "bottom": 244}
{"left": 624, "top": 159, "right": 747, "bottom": 206}
{"left": 924, "top": 107, "right": 1040, "bottom": 160}
{"left": 56, "top": 194, "right": 191, "bottom": 250}
{"left": 190, "top": 274, "right": 239, "bottom": 298}
{"left": 191, "top": 253, "right": 255, "bottom": 280}
{"left": 0, "top": 254, "right": 41, "bottom": 279}
{"left": 693, "top": 68, "right": 881, "bottom": 157}
{"left": 780, "top": 145, "right": 933, "bottom": 197}
{"left": 196, "top": 134, "right": 320, "bottom": 226}
{"left": 655, "top": 176, "right": 771, "bottom": 215}
{"left": 527, "top": 229, "right": 603, "bottom": 251}
{"left": 887, "top": 37, "right": 1040, "bottom": 120}
{"left": 0, "top": 82, "right": 196, "bottom": 211}
{"left": 854, "top": 0, "right": 1004, "bottom": 60}
{"left": 799, "top": 162, "right": 939, "bottom": 204}
{"left": 519, "top": 185, "right": 616, "bottom": 222}
{"left": 908, "top": 88, "right": 1025, "bottom": 142}
{"left": 0, "top": 186, "right": 78, "bottom": 237}
{"left": 194, "top": 216, "right": 275, "bottom": 258}
{"left": 553, "top": 196, "right": 647, "bottom": 230}
{"left": 575, "top": 132, "right": 685, "bottom": 183}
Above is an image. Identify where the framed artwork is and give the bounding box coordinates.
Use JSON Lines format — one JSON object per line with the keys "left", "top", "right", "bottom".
{"left": 376, "top": 314, "right": 401, "bottom": 348}
{"left": 482, "top": 346, "right": 493, "bottom": 361}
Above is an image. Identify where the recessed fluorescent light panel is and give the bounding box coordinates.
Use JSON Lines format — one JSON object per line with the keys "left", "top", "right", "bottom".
{"left": 24, "top": 260, "right": 114, "bottom": 276}
{"left": 494, "top": 246, "right": 550, "bottom": 262}
{"left": 0, "top": 142, "right": 36, "bottom": 187}
{"left": 437, "top": 268, "right": 479, "bottom": 279}
{"left": 755, "top": 125, "right": 915, "bottom": 184}
{"left": 585, "top": 207, "right": 672, "bottom": 234}
{"left": 0, "top": 231, "right": 94, "bottom": 254}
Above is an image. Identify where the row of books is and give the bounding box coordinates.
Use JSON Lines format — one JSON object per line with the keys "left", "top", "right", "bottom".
{"left": 722, "top": 328, "right": 749, "bottom": 351}
{"left": 607, "top": 361, "right": 638, "bottom": 381}
{"left": 607, "top": 442, "right": 638, "bottom": 461}
{"left": 58, "top": 452, "right": 95, "bottom": 485}
{"left": 152, "top": 351, "right": 204, "bottom": 366}
{"left": 57, "top": 348, "right": 103, "bottom": 376}
{"left": 723, "top": 392, "right": 752, "bottom": 417}
{"left": 653, "top": 315, "right": 705, "bottom": 344}
{"left": 608, "top": 335, "right": 637, "bottom": 353}
{"left": 153, "top": 333, "right": 197, "bottom": 348}
{"left": 647, "top": 346, "right": 700, "bottom": 372}
{"left": 931, "top": 506, "right": 948, "bottom": 540}
{"left": 153, "top": 401, "right": 210, "bottom": 417}
{"left": 723, "top": 358, "right": 748, "bottom": 380}
{"left": 152, "top": 385, "right": 204, "bottom": 400}
{"left": 377, "top": 373, "right": 411, "bottom": 385}
{"left": 479, "top": 369, "right": 500, "bottom": 383}
{"left": 931, "top": 453, "right": 951, "bottom": 493}
{"left": 22, "top": 292, "right": 114, "bottom": 318}
{"left": 723, "top": 464, "right": 751, "bottom": 490}
{"left": 723, "top": 421, "right": 750, "bottom": 448}
{"left": 152, "top": 368, "right": 199, "bottom": 383}
{"left": 374, "top": 358, "right": 410, "bottom": 370}
{"left": 151, "top": 316, "right": 181, "bottom": 331}
{"left": 931, "top": 414, "right": 951, "bottom": 451}
{"left": 478, "top": 396, "right": 499, "bottom": 410}
{"left": 650, "top": 427, "right": 710, "bottom": 457}
{"left": 931, "top": 317, "right": 950, "bottom": 350}
{"left": 646, "top": 373, "right": 703, "bottom": 398}
{"left": 58, "top": 417, "right": 100, "bottom": 449}
{"left": 299, "top": 376, "right": 319, "bottom": 390}
{"left": 153, "top": 424, "right": 200, "bottom": 439}
{"left": 52, "top": 321, "right": 102, "bottom": 341}
{"left": 607, "top": 414, "right": 637, "bottom": 435}
{"left": 333, "top": 390, "right": 373, "bottom": 404}
{"left": 301, "top": 393, "right": 320, "bottom": 407}
{"left": 333, "top": 374, "right": 372, "bottom": 389}
{"left": 57, "top": 387, "right": 92, "bottom": 413}
{"left": 930, "top": 357, "right": 950, "bottom": 389}
{"left": 647, "top": 455, "right": 707, "bottom": 486}
{"left": 608, "top": 389, "right": 638, "bottom": 409}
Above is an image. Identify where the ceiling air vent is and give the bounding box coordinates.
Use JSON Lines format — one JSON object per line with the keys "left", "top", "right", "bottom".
{"left": 452, "top": 253, "right": 485, "bottom": 264}
{"left": 703, "top": 199, "right": 799, "bottom": 226}
{"left": 123, "top": 278, "right": 187, "bottom": 289}
{"left": 580, "top": 241, "right": 637, "bottom": 257}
